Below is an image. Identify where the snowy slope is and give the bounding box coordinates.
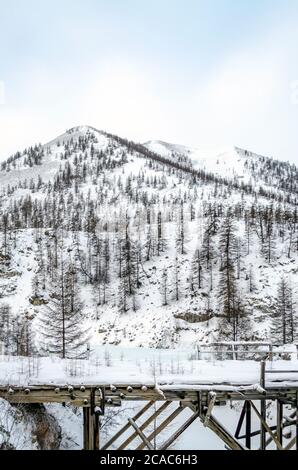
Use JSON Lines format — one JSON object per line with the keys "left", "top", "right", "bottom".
{"left": 0, "top": 125, "right": 297, "bottom": 354}
{"left": 144, "top": 140, "right": 271, "bottom": 183}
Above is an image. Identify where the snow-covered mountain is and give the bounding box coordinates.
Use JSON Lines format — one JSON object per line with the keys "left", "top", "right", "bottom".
{"left": 0, "top": 125, "right": 298, "bottom": 355}
{"left": 144, "top": 139, "right": 294, "bottom": 185}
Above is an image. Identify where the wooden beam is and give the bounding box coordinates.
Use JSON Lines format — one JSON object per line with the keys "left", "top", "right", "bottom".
{"left": 205, "top": 415, "right": 247, "bottom": 450}
{"left": 128, "top": 418, "right": 154, "bottom": 450}
{"left": 284, "top": 436, "right": 296, "bottom": 451}
{"left": 245, "top": 401, "right": 251, "bottom": 449}
{"left": 159, "top": 411, "right": 200, "bottom": 450}
{"left": 234, "top": 402, "right": 247, "bottom": 439}
{"left": 102, "top": 401, "right": 154, "bottom": 450}
{"left": 118, "top": 401, "right": 171, "bottom": 450}
{"left": 249, "top": 401, "right": 283, "bottom": 450}
{"left": 1, "top": 385, "right": 298, "bottom": 406}
{"left": 260, "top": 361, "right": 266, "bottom": 450}
{"left": 203, "top": 393, "right": 217, "bottom": 427}
{"left": 137, "top": 405, "right": 184, "bottom": 450}
{"left": 296, "top": 391, "right": 298, "bottom": 451}
{"left": 83, "top": 407, "right": 99, "bottom": 450}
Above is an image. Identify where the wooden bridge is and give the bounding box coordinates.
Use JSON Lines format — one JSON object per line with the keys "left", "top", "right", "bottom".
{"left": 1, "top": 360, "right": 298, "bottom": 451}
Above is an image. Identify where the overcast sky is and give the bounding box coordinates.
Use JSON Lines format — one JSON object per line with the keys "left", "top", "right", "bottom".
{"left": 0, "top": 0, "right": 298, "bottom": 163}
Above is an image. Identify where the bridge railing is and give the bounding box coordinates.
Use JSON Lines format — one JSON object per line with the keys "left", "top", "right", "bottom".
{"left": 197, "top": 342, "right": 298, "bottom": 361}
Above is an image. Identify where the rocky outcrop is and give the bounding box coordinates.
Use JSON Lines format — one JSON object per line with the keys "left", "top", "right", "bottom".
{"left": 13, "top": 404, "right": 62, "bottom": 450}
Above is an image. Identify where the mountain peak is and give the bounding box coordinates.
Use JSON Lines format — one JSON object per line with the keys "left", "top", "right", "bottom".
{"left": 45, "top": 125, "right": 105, "bottom": 148}
{"left": 66, "top": 125, "right": 102, "bottom": 135}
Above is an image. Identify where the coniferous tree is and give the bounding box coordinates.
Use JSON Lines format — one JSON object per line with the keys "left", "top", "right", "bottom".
{"left": 39, "top": 255, "right": 89, "bottom": 358}
{"left": 161, "top": 268, "right": 168, "bottom": 306}
{"left": 271, "top": 278, "right": 297, "bottom": 344}
{"left": 218, "top": 215, "right": 238, "bottom": 320}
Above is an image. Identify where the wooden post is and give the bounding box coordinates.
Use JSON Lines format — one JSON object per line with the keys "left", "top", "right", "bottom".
{"left": 83, "top": 406, "right": 99, "bottom": 450}
{"left": 197, "top": 344, "right": 201, "bottom": 360}
{"left": 245, "top": 401, "right": 251, "bottom": 449}
{"left": 235, "top": 402, "right": 247, "bottom": 440}
{"left": 260, "top": 361, "right": 266, "bottom": 450}
{"left": 276, "top": 400, "right": 283, "bottom": 449}
{"left": 204, "top": 393, "right": 217, "bottom": 427}
{"left": 269, "top": 344, "right": 273, "bottom": 362}
{"left": 232, "top": 343, "right": 237, "bottom": 361}
{"left": 83, "top": 389, "right": 101, "bottom": 450}
{"left": 296, "top": 391, "right": 298, "bottom": 451}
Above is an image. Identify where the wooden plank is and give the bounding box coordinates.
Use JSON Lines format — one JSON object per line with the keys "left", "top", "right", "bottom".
{"left": 159, "top": 411, "right": 200, "bottom": 450}
{"left": 118, "top": 401, "right": 171, "bottom": 450}
{"left": 205, "top": 414, "right": 247, "bottom": 450}
{"left": 102, "top": 401, "right": 154, "bottom": 450}
{"left": 249, "top": 401, "right": 283, "bottom": 450}
{"left": 266, "top": 370, "right": 298, "bottom": 374}
{"left": 284, "top": 436, "right": 296, "bottom": 451}
{"left": 128, "top": 418, "right": 154, "bottom": 450}
{"left": 137, "top": 406, "right": 184, "bottom": 450}
{"left": 1, "top": 388, "right": 298, "bottom": 405}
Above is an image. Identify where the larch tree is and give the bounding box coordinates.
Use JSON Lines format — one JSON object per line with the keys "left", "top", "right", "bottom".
{"left": 39, "top": 255, "right": 89, "bottom": 359}
{"left": 217, "top": 214, "right": 249, "bottom": 340}
{"left": 271, "top": 277, "right": 297, "bottom": 344}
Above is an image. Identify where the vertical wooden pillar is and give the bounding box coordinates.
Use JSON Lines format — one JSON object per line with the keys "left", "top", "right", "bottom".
{"left": 245, "top": 401, "right": 251, "bottom": 449}
{"left": 260, "top": 361, "right": 266, "bottom": 450}
{"left": 296, "top": 391, "right": 298, "bottom": 451}
{"left": 276, "top": 400, "right": 283, "bottom": 449}
{"left": 83, "top": 389, "right": 101, "bottom": 450}
{"left": 83, "top": 406, "right": 100, "bottom": 450}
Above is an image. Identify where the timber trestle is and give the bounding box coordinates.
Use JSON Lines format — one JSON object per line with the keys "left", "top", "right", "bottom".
{"left": 1, "top": 362, "right": 298, "bottom": 450}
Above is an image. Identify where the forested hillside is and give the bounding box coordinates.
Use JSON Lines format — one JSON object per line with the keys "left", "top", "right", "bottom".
{"left": 0, "top": 126, "right": 298, "bottom": 358}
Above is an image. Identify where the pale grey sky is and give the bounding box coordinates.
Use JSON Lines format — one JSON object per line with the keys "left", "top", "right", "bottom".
{"left": 0, "top": 0, "right": 298, "bottom": 163}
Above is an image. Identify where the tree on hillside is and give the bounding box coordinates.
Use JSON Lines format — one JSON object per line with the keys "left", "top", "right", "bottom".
{"left": 218, "top": 215, "right": 238, "bottom": 320}
{"left": 39, "top": 255, "right": 89, "bottom": 359}
{"left": 176, "top": 203, "right": 187, "bottom": 255}
{"left": 190, "top": 248, "right": 203, "bottom": 295}
{"left": 161, "top": 268, "right": 169, "bottom": 306}
{"left": 0, "top": 303, "right": 12, "bottom": 354}
{"left": 217, "top": 214, "right": 249, "bottom": 340}
{"left": 218, "top": 295, "right": 250, "bottom": 342}
{"left": 271, "top": 277, "right": 297, "bottom": 344}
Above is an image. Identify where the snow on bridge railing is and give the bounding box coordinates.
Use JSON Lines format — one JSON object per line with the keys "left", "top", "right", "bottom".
{"left": 197, "top": 342, "right": 298, "bottom": 361}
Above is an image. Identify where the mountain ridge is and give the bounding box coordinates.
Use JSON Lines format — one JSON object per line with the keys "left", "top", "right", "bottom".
{"left": 0, "top": 125, "right": 297, "bottom": 354}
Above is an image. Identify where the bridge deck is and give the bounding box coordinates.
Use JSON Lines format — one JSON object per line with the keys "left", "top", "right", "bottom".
{"left": 0, "top": 355, "right": 298, "bottom": 406}
{"left": 1, "top": 355, "right": 298, "bottom": 450}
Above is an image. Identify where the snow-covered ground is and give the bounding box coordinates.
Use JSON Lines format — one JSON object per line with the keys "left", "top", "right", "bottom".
{"left": 1, "top": 345, "right": 298, "bottom": 388}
